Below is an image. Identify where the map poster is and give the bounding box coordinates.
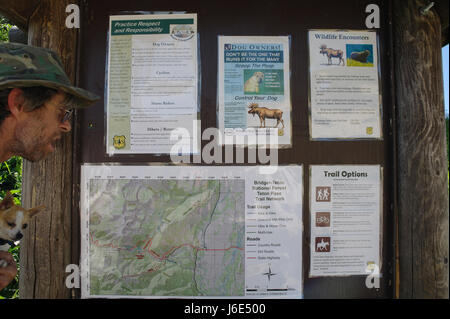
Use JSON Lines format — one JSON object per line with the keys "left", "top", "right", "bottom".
{"left": 80, "top": 165, "right": 303, "bottom": 298}
{"left": 309, "top": 165, "right": 382, "bottom": 277}
{"left": 106, "top": 14, "right": 199, "bottom": 155}
{"left": 218, "top": 36, "right": 292, "bottom": 148}
{"left": 308, "top": 30, "right": 382, "bottom": 139}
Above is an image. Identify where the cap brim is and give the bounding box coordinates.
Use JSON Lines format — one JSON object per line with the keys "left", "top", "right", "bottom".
{"left": 0, "top": 80, "right": 100, "bottom": 108}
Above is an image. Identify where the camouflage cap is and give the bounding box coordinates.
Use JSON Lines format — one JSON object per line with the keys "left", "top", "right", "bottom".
{"left": 0, "top": 42, "right": 100, "bottom": 108}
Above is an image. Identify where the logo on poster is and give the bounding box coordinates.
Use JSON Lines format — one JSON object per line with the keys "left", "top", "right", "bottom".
{"left": 315, "top": 212, "right": 331, "bottom": 227}
{"left": 315, "top": 237, "right": 331, "bottom": 252}
{"left": 170, "top": 25, "right": 195, "bottom": 41}
{"left": 316, "top": 186, "right": 331, "bottom": 202}
{"left": 113, "top": 135, "right": 126, "bottom": 149}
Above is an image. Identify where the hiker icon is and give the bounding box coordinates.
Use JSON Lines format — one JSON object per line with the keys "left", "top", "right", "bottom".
{"left": 316, "top": 187, "right": 331, "bottom": 202}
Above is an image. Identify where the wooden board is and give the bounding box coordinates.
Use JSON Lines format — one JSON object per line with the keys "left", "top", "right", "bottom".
{"left": 393, "top": 0, "right": 449, "bottom": 299}
{"left": 77, "top": 0, "right": 395, "bottom": 298}
{"left": 19, "top": 0, "right": 78, "bottom": 299}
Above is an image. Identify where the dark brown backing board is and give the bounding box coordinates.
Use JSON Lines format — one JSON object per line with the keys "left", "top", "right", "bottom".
{"left": 77, "top": 0, "right": 395, "bottom": 298}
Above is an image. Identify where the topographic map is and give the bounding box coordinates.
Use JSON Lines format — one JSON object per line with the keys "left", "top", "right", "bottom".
{"left": 87, "top": 179, "right": 245, "bottom": 296}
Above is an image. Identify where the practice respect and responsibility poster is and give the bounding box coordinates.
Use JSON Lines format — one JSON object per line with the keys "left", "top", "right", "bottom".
{"left": 106, "top": 14, "right": 199, "bottom": 155}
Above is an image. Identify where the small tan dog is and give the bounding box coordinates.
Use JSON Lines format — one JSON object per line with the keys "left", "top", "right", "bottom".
{"left": 0, "top": 191, "right": 45, "bottom": 266}
{"left": 244, "top": 71, "right": 264, "bottom": 93}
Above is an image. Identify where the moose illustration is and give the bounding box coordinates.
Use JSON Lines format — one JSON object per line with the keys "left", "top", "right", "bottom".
{"left": 319, "top": 44, "right": 345, "bottom": 66}
{"left": 248, "top": 103, "right": 284, "bottom": 128}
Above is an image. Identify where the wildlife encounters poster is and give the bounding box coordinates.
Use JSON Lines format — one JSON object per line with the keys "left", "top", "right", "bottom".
{"left": 218, "top": 36, "right": 292, "bottom": 148}
{"left": 308, "top": 30, "right": 381, "bottom": 139}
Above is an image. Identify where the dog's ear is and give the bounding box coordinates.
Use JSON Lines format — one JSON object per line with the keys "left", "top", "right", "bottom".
{"left": 27, "top": 205, "right": 46, "bottom": 218}
{"left": 0, "top": 191, "right": 15, "bottom": 210}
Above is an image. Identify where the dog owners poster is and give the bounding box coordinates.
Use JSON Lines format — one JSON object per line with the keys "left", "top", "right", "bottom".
{"left": 308, "top": 30, "right": 382, "bottom": 139}
{"left": 218, "top": 36, "right": 292, "bottom": 148}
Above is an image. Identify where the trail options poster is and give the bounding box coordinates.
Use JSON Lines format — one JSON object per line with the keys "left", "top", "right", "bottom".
{"left": 218, "top": 36, "right": 292, "bottom": 147}
{"left": 309, "top": 165, "right": 382, "bottom": 277}
{"left": 106, "top": 14, "right": 199, "bottom": 155}
{"left": 80, "top": 165, "right": 303, "bottom": 298}
{"left": 308, "top": 30, "right": 382, "bottom": 139}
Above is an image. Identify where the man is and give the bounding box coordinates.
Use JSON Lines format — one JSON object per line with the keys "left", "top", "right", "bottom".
{"left": 0, "top": 42, "right": 99, "bottom": 291}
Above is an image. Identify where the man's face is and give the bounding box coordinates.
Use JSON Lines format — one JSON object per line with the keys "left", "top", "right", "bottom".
{"left": 13, "top": 92, "right": 72, "bottom": 162}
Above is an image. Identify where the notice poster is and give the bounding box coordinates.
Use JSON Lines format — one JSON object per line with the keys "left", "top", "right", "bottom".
{"left": 309, "top": 165, "right": 382, "bottom": 277}
{"left": 80, "top": 165, "right": 303, "bottom": 298}
{"left": 106, "top": 14, "right": 199, "bottom": 155}
{"left": 218, "top": 36, "right": 292, "bottom": 147}
{"left": 308, "top": 30, "right": 382, "bottom": 139}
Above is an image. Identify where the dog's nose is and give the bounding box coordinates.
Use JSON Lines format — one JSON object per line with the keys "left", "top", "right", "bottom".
{"left": 15, "top": 233, "right": 23, "bottom": 240}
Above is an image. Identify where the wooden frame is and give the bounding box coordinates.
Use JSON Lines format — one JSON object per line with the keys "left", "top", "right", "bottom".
{"left": 0, "top": 0, "right": 446, "bottom": 299}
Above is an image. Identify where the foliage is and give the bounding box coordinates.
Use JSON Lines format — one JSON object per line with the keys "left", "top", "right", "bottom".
{"left": 0, "top": 16, "right": 12, "bottom": 42}
{"left": 0, "top": 245, "right": 20, "bottom": 299}
{"left": 0, "top": 157, "right": 22, "bottom": 299}
{"left": 0, "top": 157, "right": 23, "bottom": 203}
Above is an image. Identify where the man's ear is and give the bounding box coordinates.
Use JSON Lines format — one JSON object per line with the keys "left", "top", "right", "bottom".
{"left": 0, "top": 191, "right": 15, "bottom": 210}
{"left": 7, "top": 88, "right": 25, "bottom": 117}
{"left": 27, "top": 205, "right": 46, "bottom": 218}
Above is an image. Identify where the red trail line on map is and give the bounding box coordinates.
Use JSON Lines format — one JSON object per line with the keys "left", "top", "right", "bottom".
{"left": 90, "top": 232, "right": 243, "bottom": 262}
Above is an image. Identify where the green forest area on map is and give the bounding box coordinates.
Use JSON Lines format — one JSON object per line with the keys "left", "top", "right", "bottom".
{"left": 88, "top": 179, "right": 245, "bottom": 296}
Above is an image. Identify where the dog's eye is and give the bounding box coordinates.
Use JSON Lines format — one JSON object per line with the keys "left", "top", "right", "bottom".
{"left": 7, "top": 222, "right": 16, "bottom": 228}
{"left": 23, "top": 224, "right": 28, "bottom": 229}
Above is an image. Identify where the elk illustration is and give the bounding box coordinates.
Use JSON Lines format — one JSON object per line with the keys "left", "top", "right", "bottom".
{"left": 248, "top": 103, "right": 284, "bottom": 128}
{"left": 320, "top": 44, "right": 345, "bottom": 66}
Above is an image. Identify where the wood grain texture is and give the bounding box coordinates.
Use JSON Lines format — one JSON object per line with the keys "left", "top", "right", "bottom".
{"left": 19, "top": 0, "right": 79, "bottom": 299}
{"left": 393, "top": 0, "right": 449, "bottom": 298}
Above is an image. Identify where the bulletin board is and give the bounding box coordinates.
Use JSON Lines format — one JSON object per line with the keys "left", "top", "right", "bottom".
{"left": 76, "top": 0, "right": 395, "bottom": 298}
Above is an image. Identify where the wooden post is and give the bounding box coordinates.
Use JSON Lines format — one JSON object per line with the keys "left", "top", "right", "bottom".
{"left": 393, "top": 0, "right": 449, "bottom": 298}
{"left": 19, "top": 0, "right": 79, "bottom": 298}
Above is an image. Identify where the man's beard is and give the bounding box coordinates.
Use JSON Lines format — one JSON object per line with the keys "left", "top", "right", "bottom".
{"left": 12, "top": 122, "right": 58, "bottom": 162}
{"left": 11, "top": 139, "right": 47, "bottom": 162}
